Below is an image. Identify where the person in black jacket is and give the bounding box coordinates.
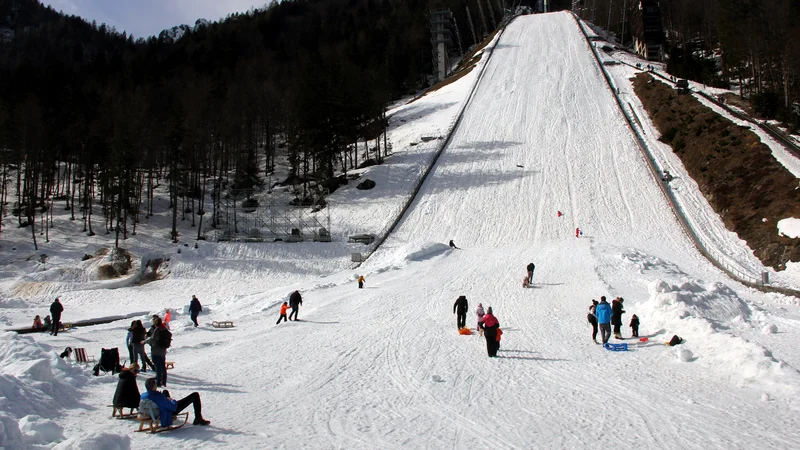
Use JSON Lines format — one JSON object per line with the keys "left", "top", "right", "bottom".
{"left": 526, "top": 263, "right": 535, "bottom": 285}
{"left": 50, "top": 298, "right": 64, "bottom": 336}
{"left": 288, "top": 290, "right": 302, "bottom": 321}
{"left": 453, "top": 295, "right": 469, "bottom": 329}
{"left": 587, "top": 300, "right": 599, "bottom": 344}
{"left": 611, "top": 297, "right": 625, "bottom": 339}
{"left": 131, "top": 320, "right": 154, "bottom": 372}
{"left": 189, "top": 295, "right": 202, "bottom": 327}
{"left": 629, "top": 314, "right": 640, "bottom": 337}
{"left": 113, "top": 363, "right": 141, "bottom": 410}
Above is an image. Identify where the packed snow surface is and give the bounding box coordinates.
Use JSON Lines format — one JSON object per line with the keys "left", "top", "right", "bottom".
{"left": 1, "top": 12, "right": 800, "bottom": 450}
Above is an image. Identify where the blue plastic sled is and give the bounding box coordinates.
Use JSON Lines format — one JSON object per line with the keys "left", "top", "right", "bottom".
{"left": 604, "top": 343, "right": 628, "bottom": 351}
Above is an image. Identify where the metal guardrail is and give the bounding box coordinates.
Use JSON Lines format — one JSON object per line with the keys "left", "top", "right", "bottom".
{"left": 353, "top": 22, "right": 513, "bottom": 267}
{"left": 572, "top": 14, "right": 800, "bottom": 297}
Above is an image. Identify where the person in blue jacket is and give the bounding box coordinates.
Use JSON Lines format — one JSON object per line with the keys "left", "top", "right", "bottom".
{"left": 595, "top": 296, "right": 613, "bottom": 344}
{"left": 140, "top": 377, "right": 210, "bottom": 427}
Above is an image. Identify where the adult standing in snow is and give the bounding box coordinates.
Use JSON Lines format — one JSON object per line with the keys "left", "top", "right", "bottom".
{"left": 189, "top": 295, "right": 202, "bottom": 327}
{"left": 526, "top": 263, "right": 535, "bottom": 285}
{"left": 357, "top": 275, "right": 365, "bottom": 289}
{"left": 289, "top": 290, "right": 302, "bottom": 321}
{"left": 141, "top": 378, "right": 210, "bottom": 427}
{"left": 145, "top": 317, "right": 170, "bottom": 387}
{"left": 587, "top": 300, "right": 599, "bottom": 344}
{"left": 611, "top": 297, "right": 626, "bottom": 339}
{"left": 113, "top": 363, "right": 141, "bottom": 411}
{"left": 481, "top": 307, "right": 500, "bottom": 357}
{"left": 475, "top": 303, "right": 485, "bottom": 335}
{"left": 595, "top": 297, "right": 612, "bottom": 344}
{"left": 126, "top": 321, "right": 136, "bottom": 364}
{"left": 50, "top": 298, "right": 63, "bottom": 336}
{"left": 453, "top": 295, "right": 469, "bottom": 330}
{"left": 131, "top": 320, "right": 154, "bottom": 372}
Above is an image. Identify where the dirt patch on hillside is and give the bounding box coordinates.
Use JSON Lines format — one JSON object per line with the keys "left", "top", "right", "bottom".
{"left": 633, "top": 73, "right": 800, "bottom": 270}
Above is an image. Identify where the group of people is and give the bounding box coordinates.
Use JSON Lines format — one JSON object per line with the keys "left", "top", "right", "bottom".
{"left": 276, "top": 290, "right": 303, "bottom": 324}
{"left": 587, "top": 296, "right": 639, "bottom": 344}
{"left": 112, "top": 362, "right": 210, "bottom": 428}
{"left": 454, "top": 296, "right": 501, "bottom": 357}
{"left": 32, "top": 298, "right": 64, "bottom": 335}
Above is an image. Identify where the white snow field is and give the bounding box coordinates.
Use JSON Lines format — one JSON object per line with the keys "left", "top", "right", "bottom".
{"left": 2, "top": 12, "right": 800, "bottom": 450}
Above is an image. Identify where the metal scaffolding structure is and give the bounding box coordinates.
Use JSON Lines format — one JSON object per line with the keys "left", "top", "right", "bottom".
{"left": 215, "top": 189, "right": 331, "bottom": 243}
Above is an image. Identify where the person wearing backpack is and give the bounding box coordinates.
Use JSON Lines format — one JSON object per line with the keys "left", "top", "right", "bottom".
{"left": 145, "top": 316, "right": 172, "bottom": 388}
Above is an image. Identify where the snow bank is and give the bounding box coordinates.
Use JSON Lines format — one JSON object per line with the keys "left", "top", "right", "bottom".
{"left": 0, "top": 332, "right": 128, "bottom": 448}
{"left": 639, "top": 280, "right": 800, "bottom": 395}
{"left": 52, "top": 432, "right": 130, "bottom": 450}
{"left": 777, "top": 217, "right": 800, "bottom": 238}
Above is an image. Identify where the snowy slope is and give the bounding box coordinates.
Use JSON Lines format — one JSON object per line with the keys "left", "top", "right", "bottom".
{"left": 1, "top": 11, "right": 800, "bottom": 450}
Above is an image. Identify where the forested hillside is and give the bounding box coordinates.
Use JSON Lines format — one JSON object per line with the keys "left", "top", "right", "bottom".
{"left": 0, "top": 0, "right": 504, "bottom": 245}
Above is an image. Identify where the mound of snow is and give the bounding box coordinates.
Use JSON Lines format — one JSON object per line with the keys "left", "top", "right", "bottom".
{"left": 675, "top": 347, "right": 694, "bottom": 362}
{"left": 52, "top": 432, "right": 130, "bottom": 450}
{"left": 19, "top": 415, "right": 63, "bottom": 445}
{"left": 777, "top": 217, "right": 800, "bottom": 238}
{"left": 0, "top": 332, "right": 89, "bottom": 448}
{"left": 640, "top": 280, "right": 800, "bottom": 394}
{"left": 761, "top": 323, "right": 778, "bottom": 335}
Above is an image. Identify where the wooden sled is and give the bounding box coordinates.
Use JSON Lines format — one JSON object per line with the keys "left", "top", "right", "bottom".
{"left": 110, "top": 405, "right": 138, "bottom": 419}
{"left": 212, "top": 320, "right": 234, "bottom": 328}
{"left": 135, "top": 412, "right": 188, "bottom": 434}
{"left": 165, "top": 361, "right": 175, "bottom": 370}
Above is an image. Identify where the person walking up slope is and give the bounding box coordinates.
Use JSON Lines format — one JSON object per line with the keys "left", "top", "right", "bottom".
{"left": 526, "top": 263, "right": 535, "bottom": 285}
{"left": 481, "top": 307, "right": 500, "bottom": 357}
{"left": 50, "top": 298, "right": 63, "bottom": 336}
{"left": 453, "top": 295, "right": 468, "bottom": 330}
{"left": 595, "top": 297, "right": 612, "bottom": 344}
{"left": 276, "top": 302, "right": 289, "bottom": 324}
{"left": 288, "top": 290, "right": 302, "bottom": 321}
{"left": 189, "top": 295, "right": 202, "bottom": 327}
{"left": 357, "top": 275, "right": 365, "bottom": 289}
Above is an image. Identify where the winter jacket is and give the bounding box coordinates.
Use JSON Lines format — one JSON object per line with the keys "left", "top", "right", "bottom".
{"left": 146, "top": 325, "right": 169, "bottom": 357}
{"left": 113, "top": 369, "right": 140, "bottom": 409}
{"left": 587, "top": 305, "right": 597, "bottom": 324}
{"left": 289, "top": 291, "right": 303, "bottom": 308}
{"left": 526, "top": 263, "right": 535, "bottom": 273}
{"left": 629, "top": 316, "right": 640, "bottom": 328}
{"left": 595, "top": 301, "right": 612, "bottom": 324}
{"left": 131, "top": 326, "right": 146, "bottom": 344}
{"left": 140, "top": 389, "right": 178, "bottom": 428}
{"left": 279, "top": 304, "right": 289, "bottom": 315}
{"left": 50, "top": 301, "right": 63, "bottom": 319}
{"left": 611, "top": 299, "right": 625, "bottom": 326}
{"left": 357, "top": 276, "right": 365, "bottom": 284}
{"left": 126, "top": 331, "right": 133, "bottom": 348}
{"left": 453, "top": 296, "right": 468, "bottom": 314}
{"left": 476, "top": 306, "right": 485, "bottom": 323}
{"left": 482, "top": 313, "right": 498, "bottom": 328}
{"left": 189, "top": 298, "right": 202, "bottom": 314}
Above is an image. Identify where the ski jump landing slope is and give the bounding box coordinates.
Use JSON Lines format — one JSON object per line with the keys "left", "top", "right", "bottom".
{"left": 356, "top": 11, "right": 800, "bottom": 449}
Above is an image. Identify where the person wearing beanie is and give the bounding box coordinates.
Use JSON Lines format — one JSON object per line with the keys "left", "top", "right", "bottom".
{"left": 140, "top": 377, "right": 210, "bottom": 427}
{"left": 50, "top": 298, "right": 64, "bottom": 336}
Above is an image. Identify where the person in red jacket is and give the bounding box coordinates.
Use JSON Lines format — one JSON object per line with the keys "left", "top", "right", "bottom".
{"left": 480, "top": 307, "right": 500, "bottom": 357}
{"left": 276, "top": 302, "right": 290, "bottom": 325}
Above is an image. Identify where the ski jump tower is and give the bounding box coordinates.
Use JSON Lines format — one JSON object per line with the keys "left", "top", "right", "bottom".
{"left": 430, "top": 9, "right": 459, "bottom": 83}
